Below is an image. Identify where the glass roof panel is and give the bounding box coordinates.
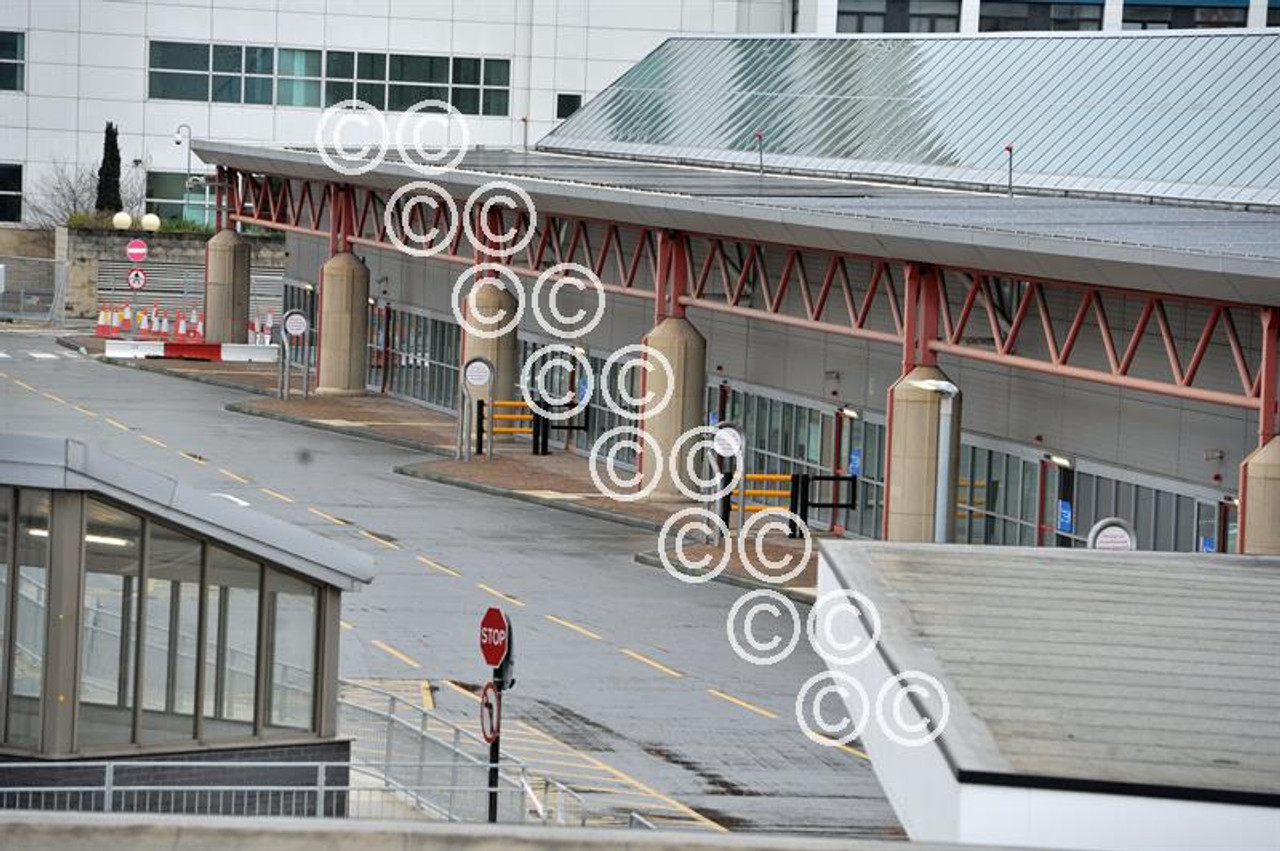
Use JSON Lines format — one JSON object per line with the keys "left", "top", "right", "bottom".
{"left": 540, "top": 32, "right": 1280, "bottom": 203}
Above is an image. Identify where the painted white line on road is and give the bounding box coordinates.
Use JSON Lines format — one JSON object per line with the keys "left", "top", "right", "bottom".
{"left": 28, "top": 352, "right": 58, "bottom": 360}
{"left": 74, "top": 405, "right": 97, "bottom": 417}
{"left": 105, "top": 417, "right": 130, "bottom": 431}
{"left": 0, "top": 353, "right": 9, "bottom": 359}
{"left": 140, "top": 435, "right": 168, "bottom": 448}
{"left": 41, "top": 392, "right": 66, "bottom": 404}
{"left": 210, "top": 493, "right": 251, "bottom": 507}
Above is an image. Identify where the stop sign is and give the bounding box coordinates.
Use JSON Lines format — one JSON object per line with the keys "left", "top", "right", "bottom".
{"left": 126, "top": 239, "right": 148, "bottom": 263}
{"left": 480, "top": 607, "right": 509, "bottom": 667}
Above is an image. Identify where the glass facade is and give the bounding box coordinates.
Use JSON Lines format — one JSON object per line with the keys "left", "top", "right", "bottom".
{"left": 541, "top": 33, "right": 1280, "bottom": 206}
{"left": 837, "top": 0, "right": 961, "bottom": 31}
{"left": 980, "top": 1, "right": 1104, "bottom": 29}
{"left": 1122, "top": 2, "right": 1248, "bottom": 28}
{"left": 148, "top": 41, "right": 511, "bottom": 115}
{"left": 145, "top": 171, "right": 216, "bottom": 227}
{"left": 367, "top": 303, "right": 462, "bottom": 412}
{"left": 7, "top": 490, "right": 48, "bottom": 748}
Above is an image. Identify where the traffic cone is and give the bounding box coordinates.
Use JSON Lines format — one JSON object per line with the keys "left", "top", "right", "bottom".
{"left": 109, "top": 308, "right": 121, "bottom": 337}
{"left": 120, "top": 303, "right": 132, "bottom": 333}
{"left": 188, "top": 309, "right": 199, "bottom": 339}
{"left": 177, "top": 312, "right": 188, "bottom": 337}
{"left": 196, "top": 312, "right": 205, "bottom": 341}
{"left": 160, "top": 310, "right": 172, "bottom": 339}
{"left": 140, "top": 311, "right": 152, "bottom": 337}
{"left": 95, "top": 307, "right": 109, "bottom": 337}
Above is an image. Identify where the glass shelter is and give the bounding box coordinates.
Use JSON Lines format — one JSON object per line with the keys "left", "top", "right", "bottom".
{"left": 0, "top": 435, "right": 372, "bottom": 758}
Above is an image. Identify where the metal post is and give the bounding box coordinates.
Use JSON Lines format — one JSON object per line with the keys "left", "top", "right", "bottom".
{"left": 488, "top": 678, "right": 502, "bottom": 823}
{"left": 315, "top": 763, "right": 326, "bottom": 817}
{"left": 103, "top": 763, "right": 114, "bottom": 813}
{"left": 934, "top": 393, "right": 954, "bottom": 544}
{"left": 487, "top": 399, "right": 496, "bottom": 460}
{"left": 1005, "top": 143, "right": 1015, "bottom": 198}
{"left": 302, "top": 332, "right": 312, "bottom": 398}
{"left": 475, "top": 399, "right": 485, "bottom": 457}
{"left": 383, "top": 696, "right": 396, "bottom": 788}
{"left": 280, "top": 335, "right": 291, "bottom": 399}
{"left": 416, "top": 715, "right": 427, "bottom": 803}
{"left": 447, "top": 728, "right": 461, "bottom": 819}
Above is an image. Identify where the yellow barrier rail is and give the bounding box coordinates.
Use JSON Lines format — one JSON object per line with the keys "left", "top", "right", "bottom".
{"left": 732, "top": 488, "right": 791, "bottom": 498}
{"left": 742, "top": 473, "right": 791, "bottom": 482}
{"left": 492, "top": 413, "right": 533, "bottom": 421}
{"left": 493, "top": 426, "right": 534, "bottom": 435}
{"left": 491, "top": 399, "right": 528, "bottom": 408}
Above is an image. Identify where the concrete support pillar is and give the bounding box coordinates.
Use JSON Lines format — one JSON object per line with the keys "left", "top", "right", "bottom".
{"left": 461, "top": 279, "right": 520, "bottom": 403}
{"left": 204, "top": 229, "right": 250, "bottom": 343}
{"left": 316, "top": 252, "right": 369, "bottom": 396}
{"left": 959, "top": 0, "right": 982, "bottom": 31}
{"left": 1242, "top": 437, "right": 1280, "bottom": 555}
{"left": 1247, "top": 0, "right": 1267, "bottom": 28}
{"left": 1102, "top": 0, "right": 1125, "bottom": 29}
{"left": 884, "top": 365, "right": 962, "bottom": 543}
{"left": 641, "top": 316, "right": 707, "bottom": 501}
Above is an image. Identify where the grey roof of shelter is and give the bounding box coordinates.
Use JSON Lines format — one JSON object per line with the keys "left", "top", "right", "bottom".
{"left": 0, "top": 435, "right": 374, "bottom": 591}
{"left": 192, "top": 139, "right": 1280, "bottom": 307}
{"left": 820, "top": 541, "right": 1280, "bottom": 804}
{"left": 540, "top": 31, "right": 1280, "bottom": 209}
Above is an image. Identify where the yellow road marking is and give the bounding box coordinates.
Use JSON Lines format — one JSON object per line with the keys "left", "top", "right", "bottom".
{"left": 13, "top": 380, "right": 35, "bottom": 391}
{"left": 370, "top": 640, "right": 420, "bottom": 669}
{"left": 708, "top": 688, "right": 777, "bottom": 719}
{"left": 476, "top": 583, "right": 524, "bottom": 607}
{"left": 218, "top": 467, "right": 250, "bottom": 484}
{"left": 105, "top": 417, "right": 130, "bottom": 431}
{"left": 544, "top": 614, "right": 601, "bottom": 640}
{"left": 419, "top": 680, "right": 434, "bottom": 711}
{"left": 359, "top": 529, "right": 400, "bottom": 549}
{"left": 442, "top": 679, "right": 480, "bottom": 703}
{"left": 41, "top": 392, "right": 65, "bottom": 404}
{"left": 515, "top": 721, "right": 726, "bottom": 833}
{"left": 140, "top": 435, "right": 168, "bottom": 448}
{"left": 74, "top": 405, "right": 97, "bottom": 417}
{"left": 339, "top": 620, "right": 354, "bottom": 631}
{"left": 307, "top": 506, "right": 348, "bottom": 525}
{"left": 415, "top": 555, "right": 461, "bottom": 577}
{"left": 260, "top": 487, "right": 295, "bottom": 503}
{"left": 178, "top": 451, "right": 206, "bottom": 465}
{"left": 818, "top": 737, "right": 871, "bottom": 761}
{"left": 620, "top": 648, "right": 684, "bottom": 679}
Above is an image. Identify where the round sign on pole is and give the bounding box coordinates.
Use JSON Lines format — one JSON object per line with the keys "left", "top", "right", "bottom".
{"left": 712, "top": 426, "right": 744, "bottom": 458}
{"left": 1087, "top": 517, "right": 1136, "bottom": 551}
{"left": 465, "top": 358, "right": 493, "bottom": 388}
{"left": 127, "top": 267, "right": 147, "bottom": 291}
{"left": 480, "top": 607, "right": 510, "bottom": 668}
{"left": 283, "top": 310, "right": 309, "bottom": 337}
{"left": 479, "top": 681, "right": 501, "bottom": 744}
{"left": 126, "top": 239, "right": 148, "bottom": 263}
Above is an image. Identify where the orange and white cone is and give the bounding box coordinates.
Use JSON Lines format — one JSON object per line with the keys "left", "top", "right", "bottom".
{"left": 109, "top": 308, "right": 121, "bottom": 337}
{"left": 177, "top": 312, "right": 188, "bottom": 337}
{"left": 160, "top": 311, "right": 171, "bottom": 339}
{"left": 95, "top": 307, "right": 109, "bottom": 337}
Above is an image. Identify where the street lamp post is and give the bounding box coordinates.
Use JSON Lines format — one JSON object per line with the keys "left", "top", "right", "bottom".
{"left": 174, "top": 123, "right": 193, "bottom": 220}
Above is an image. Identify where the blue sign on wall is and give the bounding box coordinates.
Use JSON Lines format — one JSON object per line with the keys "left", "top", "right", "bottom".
{"left": 577, "top": 380, "right": 591, "bottom": 403}
{"left": 1057, "top": 500, "right": 1074, "bottom": 534}
{"left": 848, "top": 448, "right": 863, "bottom": 477}
{"left": 707, "top": 411, "right": 719, "bottom": 426}
{"left": 1200, "top": 536, "right": 1217, "bottom": 553}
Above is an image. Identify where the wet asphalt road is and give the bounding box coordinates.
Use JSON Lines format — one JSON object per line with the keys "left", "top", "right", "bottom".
{"left": 0, "top": 328, "right": 901, "bottom": 838}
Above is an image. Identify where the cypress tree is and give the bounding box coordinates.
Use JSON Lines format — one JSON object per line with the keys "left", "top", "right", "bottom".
{"left": 95, "top": 122, "right": 123, "bottom": 213}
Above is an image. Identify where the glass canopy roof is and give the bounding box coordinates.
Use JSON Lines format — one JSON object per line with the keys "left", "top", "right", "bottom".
{"left": 539, "top": 32, "right": 1280, "bottom": 207}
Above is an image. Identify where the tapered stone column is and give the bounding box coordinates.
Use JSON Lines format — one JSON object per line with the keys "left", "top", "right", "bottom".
{"left": 1242, "top": 437, "right": 1280, "bottom": 555}
{"left": 203, "top": 229, "right": 250, "bottom": 343}
{"left": 641, "top": 316, "right": 706, "bottom": 501}
{"left": 885, "top": 365, "right": 962, "bottom": 542}
{"left": 461, "top": 277, "right": 520, "bottom": 404}
{"left": 316, "top": 252, "right": 369, "bottom": 396}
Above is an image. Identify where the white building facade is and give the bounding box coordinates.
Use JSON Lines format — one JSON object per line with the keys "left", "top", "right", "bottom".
{"left": 0, "top": 0, "right": 788, "bottom": 224}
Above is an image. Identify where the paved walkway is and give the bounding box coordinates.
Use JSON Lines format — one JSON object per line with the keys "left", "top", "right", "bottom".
{"left": 71, "top": 333, "right": 820, "bottom": 599}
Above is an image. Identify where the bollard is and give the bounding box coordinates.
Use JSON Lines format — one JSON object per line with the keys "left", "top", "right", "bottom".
{"left": 475, "top": 399, "right": 486, "bottom": 457}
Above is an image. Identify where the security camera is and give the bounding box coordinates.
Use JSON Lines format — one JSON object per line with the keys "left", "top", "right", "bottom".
{"left": 185, "top": 175, "right": 206, "bottom": 191}
{"left": 173, "top": 131, "right": 183, "bottom": 145}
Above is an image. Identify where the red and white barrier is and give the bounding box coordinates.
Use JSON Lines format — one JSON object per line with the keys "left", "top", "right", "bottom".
{"left": 104, "top": 339, "right": 279, "bottom": 362}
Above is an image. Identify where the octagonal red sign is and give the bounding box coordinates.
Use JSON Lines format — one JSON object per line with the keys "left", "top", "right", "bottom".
{"left": 480, "top": 607, "right": 509, "bottom": 667}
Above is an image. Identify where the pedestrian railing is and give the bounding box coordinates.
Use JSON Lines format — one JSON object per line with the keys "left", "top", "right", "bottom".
{"left": 0, "top": 254, "right": 67, "bottom": 326}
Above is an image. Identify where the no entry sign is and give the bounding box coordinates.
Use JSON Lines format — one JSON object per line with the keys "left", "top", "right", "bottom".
{"left": 126, "top": 239, "right": 148, "bottom": 263}
{"left": 480, "top": 607, "right": 510, "bottom": 667}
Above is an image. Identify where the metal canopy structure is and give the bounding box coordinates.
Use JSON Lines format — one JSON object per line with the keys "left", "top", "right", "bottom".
{"left": 540, "top": 31, "right": 1280, "bottom": 209}
{"left": 191, "top": 139, "right": 1280, "bottom": 447}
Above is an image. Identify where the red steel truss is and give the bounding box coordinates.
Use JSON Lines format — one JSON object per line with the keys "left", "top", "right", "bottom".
{"left": 220, "top": 169, "right": 1278, "bottom": 446}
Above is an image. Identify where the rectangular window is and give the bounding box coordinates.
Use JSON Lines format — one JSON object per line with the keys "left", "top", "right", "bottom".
{"left": 0, "top": 163, "right": 20, "bottom": 222}
{"left": 140, "top": 523, "right": 201, "bottom": 743}
{"left": 910, "top": 0, "right": 960, "bottom": 30}
{"left": 7, "top": 490, "right": 49, "bottom": 748}
{"left": 149, "top": 41, "right": 209, "bottom": 101}
{"left": 146, "top": 170, "right": 213, "bottom": 226}
{"left": 556, "top": 93, "right": 582, "bottom": 120}
{"left": 277, "top": 48, "right": 321, "bottom": 107}
{"left": 837, "top": 0, "right": 889, "bottom": 31}
{"left": 79, "top": 499, "right": 142, "bottom": 748}
{"left": 0, "top": 31, "right": 24, "bottom": 91}
{"left": 481, "top": 58, "right": 510, "bottom": 116}
{"left": 203, "top": 547, "right": 259, "bottom": 740}
{"left": 265, "top": 570, "right": 317, "bottom": 732}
